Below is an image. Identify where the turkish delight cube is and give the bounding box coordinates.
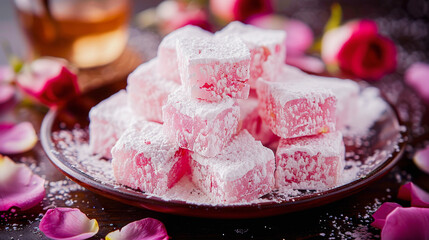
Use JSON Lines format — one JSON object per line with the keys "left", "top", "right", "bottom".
{"left": 275, "top": 131, "right": 345, "bottom": 190}
{"left": 191, "top": 130, "right": 275, "bottom": 203}
{"left": 162, "top": 87, "right": 240, "bottom": 157}
{"left": 256, "top": 78, "right": 337, "bottom": 139}
{"left": 111, "top": 121, "right": 190, "bottom": 195}
{"left": 280, "top": 65, "right": 359, "bottom": 130}
{"left": 127, "top": 58, "right": 180, "bottom": 123}
{"left": 216, "top": 21, "right": 286, "bottom": 88}
{"left": 176, "top": 36, "right": 251, "bottom": 101}
{"left": 157, "top": 25, "right": 212, "bottom": 83}
{"left": 89, "top": 90, "right": 135, "bottom": 158}
{"left": 237, "top": 97, "right": 278, "bottom": 146}
{"left": 311, "top": 77, "right": 359, "bottom": 131}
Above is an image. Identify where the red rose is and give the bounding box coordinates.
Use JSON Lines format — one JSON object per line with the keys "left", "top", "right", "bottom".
{"left": 17, "top": 58, "right": 80, "bottom": 107}
{"left": 321, "top": 19, "right": 396, "bottom": 80}
{"left": 210, "top": 0, "right": 273, "bottom": 23}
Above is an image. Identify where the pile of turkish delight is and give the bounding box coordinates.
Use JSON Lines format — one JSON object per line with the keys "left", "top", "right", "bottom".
{"left": 88, "top": 22, "right": 364, "bottom": 203}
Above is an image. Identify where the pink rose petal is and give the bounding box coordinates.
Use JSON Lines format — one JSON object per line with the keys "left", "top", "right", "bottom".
{"left": 283, "top": 19, "right": 314, "bottom": 56}
{"left": 247, "top": 14, "right": 314, "bottom": 57}
{"left": 17, "top": 58, "right": 80, "bottom": 107}
{"left": 39, "top": 207, "right": 99, "bottom": 240}
{"left": 0, "top": 65, "right": 14, "bottom": 83}
{"left": 413, "top": 146, "right": 429, "bottom": 174}
{"left": 371, "top": 202, "right": 401, "bottom": 229}
{"left": 405, "top": 62, "right": 429, "bottom": 102}
{"left": 0, "top": 122, "right": 38, "bottom": 154}
{"left": 398, "top": 182, "right": 429, "bottom": 207}
{"left": 105, "top": 218, "right": 169, "bottom": 240}
{"left": 381, "top": 207, "right": 429, "bottom": 240}
{"left": 0, "top": 155, "right": 45, "bottom": 211}
{"left": 0, "top": 85, "right": 15, "bottom": 105}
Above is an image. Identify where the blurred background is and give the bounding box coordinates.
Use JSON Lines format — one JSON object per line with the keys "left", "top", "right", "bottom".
{"left": 1, "top": 0, "right": 428, "bottom": 70}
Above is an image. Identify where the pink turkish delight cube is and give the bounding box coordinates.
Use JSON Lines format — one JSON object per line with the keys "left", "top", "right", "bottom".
{"left": 89, "top": 90, "right": 135, "bottom": 158}
{"left": 176, "top": 36, "right": 251, "bottom": 101}
{"left": 310, "top": 76, "right": 359, "bottom": 131}
{"left": 275, "top": 131, "right": 345, "bottom": 190}
{"left": 216, "top": 21, "right": 286, "bottom": 88}
{"left": 127, "top": 58, "right": 180, "bottom": 123}
{"left": 237, "top": 97, "right": 278, "bottom": 146}
{"left": 280, "top": 65, "right": 359, "bottom": 131}
{"left": 191, "top": 130, "right": 275, "bottom": 203}
{"left": 162, "top": 87, "right": 240, "bottom": 157}
{"left": 111, "top": 121, "right": 190, "bottom": 195}
{"left": 157, "top": 25, "right": 212, "bottom": 83}
{"left": 256, "top": 77, "right": 337, "bottom": 138}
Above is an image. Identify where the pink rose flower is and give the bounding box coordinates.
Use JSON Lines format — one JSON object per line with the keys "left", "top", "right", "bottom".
{"left": 321, "top": 19, "right": 397, "bottom": 80}
{"left": 210, "top": 0, "right": 273, "bottom": 23}
{"left": 157, "top": 0, "right": 212, "bottom": 35}
{"left": 16, "top": 57, "right": 79, "bottom": 107}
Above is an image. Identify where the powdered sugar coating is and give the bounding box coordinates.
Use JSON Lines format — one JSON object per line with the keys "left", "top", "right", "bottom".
{"left": 256, "top": 78, "right": 337, "bottom": 138}
{"left": 111, "top": 121, "right": 190, "bottom": 195}
{"left": 176, "top": 36, "right": 251, "bottom": 101}
{"left": 279, "top": 65, "right": 359, "bottom": 130}
{"left": 217, "top": 21, "right": 286, "bottom": 47}
{"left": 177, "top": 35, "right": 250, "bottom": 63}
{"left": 237, "top": 97, "right": 278, "bottom": 145}
{"left": 159, "top": 25, "right": 213, "bottom": 49}
{"left": 191, "top": 130, "right": 275, "bottom": 203}
{"left": 216, "top": 21, "right": 286, "bottom": 87}
{"left": 157, "top": 25, "right": 212, "bottom": 83}
{"left": 162, "top": 87, "right": 240, "bottom": 157}
{"left": 276, "top": 131, "right": 345, "bottom": 190}
{"left": 127, "top": 58, "right": 180, "bottom": 123}
{"left": 89, "top": 90, "right": 135, "bottom": 158}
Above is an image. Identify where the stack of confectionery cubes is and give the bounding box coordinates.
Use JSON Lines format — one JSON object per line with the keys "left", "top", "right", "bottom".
{"left": 88, "top": 21, "right": 360, "bottom": 203}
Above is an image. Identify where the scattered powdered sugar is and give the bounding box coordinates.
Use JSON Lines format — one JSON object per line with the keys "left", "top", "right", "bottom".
{"left": 45, "top": 179, "right": 86, "bottom": 209}
{"left": 343, "top": 87, "right": 388, "bottom": 137}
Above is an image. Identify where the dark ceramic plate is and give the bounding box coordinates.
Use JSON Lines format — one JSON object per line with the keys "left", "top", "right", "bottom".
{"left": 40, "top": 81, "right": 407, "bottom": 219}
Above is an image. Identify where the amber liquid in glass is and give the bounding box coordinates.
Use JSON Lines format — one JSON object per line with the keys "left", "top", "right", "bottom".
{"left": 15, "top": 0, "right": 130, "bottom": 68}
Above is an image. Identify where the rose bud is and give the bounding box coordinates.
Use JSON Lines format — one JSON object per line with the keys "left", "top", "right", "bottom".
{"left": 157, "top": 0, "right": 212, "bottom": 35}
{"left": 210, "top": 0, "right": 273, "bottom": 23}
{"left": 321, "top": 19, "right": 397, "bottom": 80}
{"left": 16, "top": 57, "right": 79, "bottom": 107}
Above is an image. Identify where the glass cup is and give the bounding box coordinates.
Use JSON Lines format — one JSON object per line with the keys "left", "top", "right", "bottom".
{"left": 14, "top": 0, "right": 131, "bottom": 68}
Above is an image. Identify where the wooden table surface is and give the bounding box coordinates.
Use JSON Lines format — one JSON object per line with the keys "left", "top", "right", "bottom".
{"left": 1, "top": 1, "right": 429, "bottom": 239}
